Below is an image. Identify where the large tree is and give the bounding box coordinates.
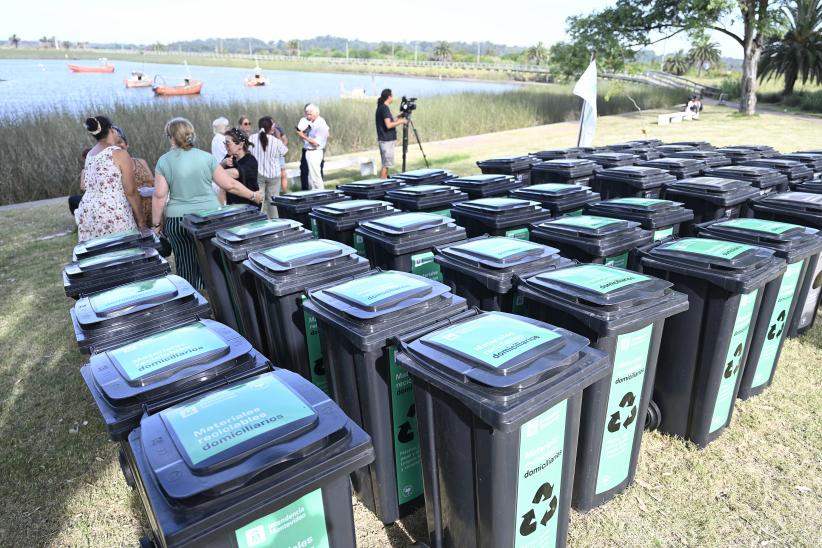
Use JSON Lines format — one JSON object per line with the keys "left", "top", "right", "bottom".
{"left": 568, "top": 1, "right": 784, "bottom": 115}
{"left": 759, "top": 0, "right": 822, "bottom": 95}
{"left": 432, "top": 41, "right": 453, "bottom": 62}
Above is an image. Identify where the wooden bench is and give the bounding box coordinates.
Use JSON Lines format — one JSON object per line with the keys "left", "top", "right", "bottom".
{"left": 286, "top": 155, "right": 377, "bottom": 187}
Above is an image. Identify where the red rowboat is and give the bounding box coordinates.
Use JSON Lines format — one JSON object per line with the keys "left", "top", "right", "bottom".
{"left": 152, "top": 79, "right": 203, "bottom": 96}
{"left": 67, "top": 63, "right": 115, "bottom": 73}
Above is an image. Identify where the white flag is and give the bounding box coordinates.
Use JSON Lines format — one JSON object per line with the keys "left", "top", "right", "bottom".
{"left": 573, "top": 59, "right": 598, "bottom": 147}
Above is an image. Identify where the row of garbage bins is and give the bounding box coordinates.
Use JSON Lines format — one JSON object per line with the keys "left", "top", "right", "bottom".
{"left": 63, "top": 139, "right": 822, "bottom": 548}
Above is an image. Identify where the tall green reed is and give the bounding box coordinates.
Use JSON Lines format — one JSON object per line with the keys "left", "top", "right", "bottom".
{"left": 0, "top": 83, "right": 682, "bottom": 205}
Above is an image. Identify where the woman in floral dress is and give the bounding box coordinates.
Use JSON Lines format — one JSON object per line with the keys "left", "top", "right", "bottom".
{"left": 74, "top": 115, "right": 144, "bottom": 241}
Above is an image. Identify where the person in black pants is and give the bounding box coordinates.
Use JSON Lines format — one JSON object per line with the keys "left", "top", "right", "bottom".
{"left": 297, "top": 110, "right": 325, "bottom": 190}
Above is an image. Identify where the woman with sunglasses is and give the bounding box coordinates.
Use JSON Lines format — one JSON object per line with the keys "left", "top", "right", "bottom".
{"left": 238, "top": 115, "right": 252, "bottom": 135}
{"left": 151, "top": 118, "right": 263, "bottom": 289}
{"left": 221, "top": 127, "right": 260, "bottom": 206}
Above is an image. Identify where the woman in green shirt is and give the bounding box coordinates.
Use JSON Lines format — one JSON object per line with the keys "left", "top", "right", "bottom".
{"left": 151, "top": 117, "right": 263, "bottom": 289}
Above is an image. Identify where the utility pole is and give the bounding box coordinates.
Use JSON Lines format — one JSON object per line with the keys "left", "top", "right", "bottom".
{"left": 346, "top": 41, "right": 349, "bottom": 60}
{"left": 391, "top": 43, "right": 395, "bottom": 58}
{"left": 414, "top": 43, "right": 418, "bottom": 62}
{"left": 476, "top": 43, "right": 480, "bottom": 63}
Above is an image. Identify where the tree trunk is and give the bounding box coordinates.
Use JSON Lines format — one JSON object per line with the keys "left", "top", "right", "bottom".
{"left": 783, "top": 72, "right": 796, "bottom": 96}
{"left": 739, "top": 43, "right": 761, "bottom": 115}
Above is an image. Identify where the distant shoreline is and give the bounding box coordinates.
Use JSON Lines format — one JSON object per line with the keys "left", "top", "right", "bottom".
{"left": 0, "top": 48, "right": 547, "bottom": 87}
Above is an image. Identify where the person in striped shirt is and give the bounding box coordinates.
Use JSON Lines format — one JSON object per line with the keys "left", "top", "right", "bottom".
{"left": 249, "top": 116, "right": 289, "bottom": 218}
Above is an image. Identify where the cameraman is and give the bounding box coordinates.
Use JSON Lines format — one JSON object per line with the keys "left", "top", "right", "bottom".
{"left": 375, "top": 89, "right": 408, "bottom": 178}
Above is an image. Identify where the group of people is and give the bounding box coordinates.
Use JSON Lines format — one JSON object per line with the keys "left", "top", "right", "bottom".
{"left": 72, "top": 102, "right": 337, "bottom": 291}
{"left": 73, "top": 92, "right": 415, "bottom": 292}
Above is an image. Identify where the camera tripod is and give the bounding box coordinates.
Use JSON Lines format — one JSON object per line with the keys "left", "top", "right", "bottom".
{"left": 401, "top": 114, "right": 430, "bottom": 172}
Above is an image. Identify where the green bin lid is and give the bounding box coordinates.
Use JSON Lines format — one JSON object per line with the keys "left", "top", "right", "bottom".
{"left": 539, "top": 214, "right": 636, "bottom": 235}
{"left": 397, "top": 312, "right": 611, "bottom": 431}
{"left": 641, "top": 237, "right": 784, "bottom": 292}
{"left": 256, "top": 239, "right": 357, "bottom": 271}
{"left": 696, "top": 218, "right": 822, "bottom": 261}
{"left": 218, "top": 218, "right": 302, "bottom": 242}
{"left": 72, "top": 247, "right": 149, "bottom": 272}
{"left": 89, "top": 277, "right": 178, "bottom": 316}
{"left": 519, "top": 264, "right": 688, "bottom": 335}
{"left": 360, "top": 212, "right": 452, "bottom": 235}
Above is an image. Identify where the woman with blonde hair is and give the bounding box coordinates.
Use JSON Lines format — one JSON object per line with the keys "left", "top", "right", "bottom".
{"left": 151, "top": 117, "right": 263, "bottom": 289}
{"left": 74, "top": 115, "right": 144, "bottom": 241}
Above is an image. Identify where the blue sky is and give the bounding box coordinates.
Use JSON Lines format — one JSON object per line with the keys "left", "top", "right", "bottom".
{"left": 3, "top": 0, "right": 744, "bottom": 56}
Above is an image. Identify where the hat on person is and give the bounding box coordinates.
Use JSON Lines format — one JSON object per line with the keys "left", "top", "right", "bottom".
{"left": 212, "top": 116, "right": 230, "bottom": 136}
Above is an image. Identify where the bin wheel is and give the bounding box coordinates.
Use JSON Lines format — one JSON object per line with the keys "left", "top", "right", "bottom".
{"left": 118, "top": 447, "right": 136, "bottom": 490}
{"left": 645, "top": 400, "right": 661, "bottom": 432}
{"left": 139, "top": 535, "right": 156, "bottom": 548}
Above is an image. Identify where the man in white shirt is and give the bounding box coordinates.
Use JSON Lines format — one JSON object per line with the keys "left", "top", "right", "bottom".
{"left": 296, "top": 104, "right": 329, "bottom": 190}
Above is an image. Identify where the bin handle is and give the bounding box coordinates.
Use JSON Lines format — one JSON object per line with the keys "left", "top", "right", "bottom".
{"left": 392, "top": 307, "right": 480, "bottom": 350}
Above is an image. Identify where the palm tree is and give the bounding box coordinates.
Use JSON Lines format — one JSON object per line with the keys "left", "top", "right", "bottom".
{"left": 526, "top": 42, "right": 549, "bottom": 65}
{"left": 688, "top": 40, "right": 721, "bottom": 76}
{"left": 663, "top": 50, "right": 690, "bottom": 76}
{"left": 8, "top": 34, "right": 20, "bottom": 48}
{"left": 432, "top": 41, "right": 453, "bottom": 62}
{"left": 759, "top": 0, "right": 822, "bottom": 95}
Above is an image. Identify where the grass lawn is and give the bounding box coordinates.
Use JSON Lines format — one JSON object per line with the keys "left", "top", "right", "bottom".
{"left": 1, "top": 105, "right": 821, "bottom": 547}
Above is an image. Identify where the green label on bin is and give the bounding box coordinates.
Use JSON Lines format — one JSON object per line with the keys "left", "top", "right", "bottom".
{"left": 89, "top": 277, "right": 177, "bottom": 314}
{"left": 329, "top": 272, "right": 430, "bottom": 308}
{"left": 228, "top": 219, "right": 286, "bottom": 237}
{"left": 389, "top": 346, "right": 423, "bottom": 506}
{"left": 595, "top": 324, "right": 653, "bottom": 494}
{"left": 353, "top": 234, "right": 367, "bottom": 256}
{"left": 714, "top": 218, "right": 799, "bottom": 235}
{"left": 197, "top": 204, "right": 245, "bottom": 217}
{"left": 752, "top": 260, "right": 803, "bottom": 388}
{"left": 538, "top": 264, "right": 650, "bottom": 295}
{"left": 514, "top": 399, "right": 567, "bottom": 548}
{"left": 411, "top": 251, "right": 443, "bottom": 282}
{"left": 234, "top": 488, "right": 329, "bottom": 548}
{"left": 301, "top": 295, "right": 329, "bottom": 395}
{"left": 550, "top": 215, "right": 620, "bottom": 229}
{"left": 425, "top": 314, "right": 560, "bottom": 370}
{"left": 505, "top": 227, "right": 531, "bottom": 241}
{"left": 604, "top": 252, "right": 629, "bottom": 269}
{"left": 653, "top": 227, "right": 674, "bottom": 242}
{"left": 611, "top": 198, "right": 668, "bottom": 207}
{"left": 163, "top": 374, "right": 313, "bottom": 465}
{"left": 430, "top": 208, "right": 452, "bottom": 218}
{"left": 710, "top": 289, "right": 759, "bottom": 433}
{"left": 664, "top": 238, "right": 753, "bottom": 260}
{"left": 77, "top": 247, "right": 143, "bottom": 269}
{"left": 83, "top": 229, "right": 139, "bottom": 248}
{"left": 110, "top": 322, "right": 228, "bottom": 382}
{"left": 310, "top": 218, "right": 319, "bottom": 238}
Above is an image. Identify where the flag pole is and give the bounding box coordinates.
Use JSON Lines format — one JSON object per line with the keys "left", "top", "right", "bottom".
{"left": 576, "top": 49, "right": 597, "bottom": 147}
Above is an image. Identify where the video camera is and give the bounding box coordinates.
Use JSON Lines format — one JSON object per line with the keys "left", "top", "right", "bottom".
{"left": 399, "top": 96, "right": 417, "bottom": 117}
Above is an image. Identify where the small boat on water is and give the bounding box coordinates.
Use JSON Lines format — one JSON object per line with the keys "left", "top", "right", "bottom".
{"left": 68, "top": 59, "right": 115, "bottom": 73}
{"left": 152, "top": 77, "right": 203, "bottom": 96}
{"left": 244, "top": 65, "right": 269, "bottom": 87}
{"left": 124, "top": 71, "right": 152, "bottom": 88}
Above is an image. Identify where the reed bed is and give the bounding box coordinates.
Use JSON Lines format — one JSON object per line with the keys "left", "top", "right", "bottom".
{"left": 0, "top": 84, "right": 683, "bottom": 205}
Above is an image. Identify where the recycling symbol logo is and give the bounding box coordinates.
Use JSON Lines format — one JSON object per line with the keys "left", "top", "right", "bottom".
{"left": 767, "top": 310, "right": 786, "bottom": 341}
{"left": 313, "top": 357, "right": 325, "bottom": 376}
{"left": 397, "top": 404, "right": 416, "bottom": 444}
{"left": 519, "top": 482, "right": 558, "bottom": 537}
{"left": 723, "top": 343, "right": 744, "bottom": 379}
{"left": 607, "top": 391, "right": 637, "bottom": 433}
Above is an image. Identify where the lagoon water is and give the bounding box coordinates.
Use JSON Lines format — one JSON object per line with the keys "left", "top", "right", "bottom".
{"left": 0, "top": 58, "right": 517, "bottom": 118}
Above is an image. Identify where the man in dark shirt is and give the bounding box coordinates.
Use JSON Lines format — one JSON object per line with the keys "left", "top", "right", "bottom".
{"left": 375, "top": 88, "right": 407, "bottom": 178}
